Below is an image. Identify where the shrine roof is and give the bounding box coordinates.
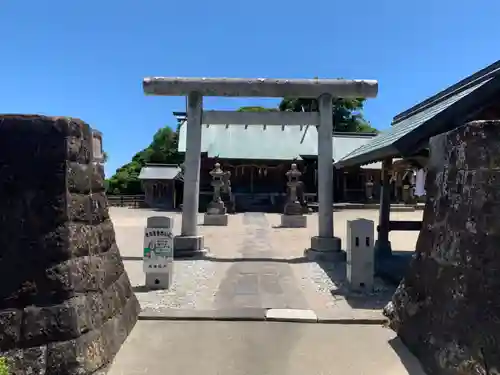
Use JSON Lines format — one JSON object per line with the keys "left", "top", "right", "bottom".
{"left": 177, "top": 122, "right": 378, "bottom": 163}
{"left": 335, "top": 60, "right": 500, "bottom": 168}
{"left": 138, "top": 164, "right": 181, "bottom": 180}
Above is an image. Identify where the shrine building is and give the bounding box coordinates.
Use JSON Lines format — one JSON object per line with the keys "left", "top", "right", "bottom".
{"left": 139, "top": 112, "right": 382, "bottom": 211}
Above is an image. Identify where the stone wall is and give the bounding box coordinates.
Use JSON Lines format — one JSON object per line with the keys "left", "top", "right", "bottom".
{"left": 384, "top": 120, "right": 500, "bottom": 374}
{"left": 0, "top": 115, "right": 140, "bottom": 374}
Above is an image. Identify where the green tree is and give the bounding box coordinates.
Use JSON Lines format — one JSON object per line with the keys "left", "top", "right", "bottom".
{"left": 237, "top": 106, "right": 277, "bottom": 112}
{"left": 279, "top": 97, "right": 378, "bottom": 133}
{"left": 106, "top": 125, "right": 182, "bottom": 195}
{"left": 0, "top": 357, "right": 9, "bottom": 375}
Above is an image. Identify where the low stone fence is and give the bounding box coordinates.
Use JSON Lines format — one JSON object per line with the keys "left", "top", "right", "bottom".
{"left": 107, "top": 195, "right": 146, "bottom": 208}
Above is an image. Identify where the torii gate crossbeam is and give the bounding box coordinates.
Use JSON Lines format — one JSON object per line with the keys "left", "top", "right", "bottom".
{"left": 143, "top": 77, "right": 378, "bottom": 259}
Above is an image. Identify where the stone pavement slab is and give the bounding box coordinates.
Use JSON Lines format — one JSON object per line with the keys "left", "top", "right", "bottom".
{"left": 107, "top": 321, "right": 427, "bottom": 375}
{"left": 266, "top": 308, "right": 318, "bottom": 322}
{"left": 214, "top": 213, "right": 309, "bottom": 310}
{"left": 110, "top": 208, "right": 422, "bottom": 322}
{"left": 139, "top": 307, "right": 267, "bottom": 321}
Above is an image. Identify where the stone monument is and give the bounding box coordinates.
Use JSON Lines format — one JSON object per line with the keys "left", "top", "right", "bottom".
{"left": 0, "top": 115, "right": 140, "bottom": 374}
{"left": 384, "top": 120, "right": 500, "bottom": 375}
{"left": 280, "top": 164, "right": 307, "bottom": 228}
{"left": 203, "top": 162, "right": 229, "bottom": 226}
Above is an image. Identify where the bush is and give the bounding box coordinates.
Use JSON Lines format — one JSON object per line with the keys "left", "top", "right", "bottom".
{"left": 0, "top": 357, "right": 9, "bottom": 375}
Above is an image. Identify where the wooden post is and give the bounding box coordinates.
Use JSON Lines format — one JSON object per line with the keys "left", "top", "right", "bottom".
{"left": 375, "top": 157, "right": 393, "bottom": 258}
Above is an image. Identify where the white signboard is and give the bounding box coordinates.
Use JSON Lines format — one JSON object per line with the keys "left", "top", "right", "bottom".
{"left": 143, "top": 228, "right": 173, "bottom": 273}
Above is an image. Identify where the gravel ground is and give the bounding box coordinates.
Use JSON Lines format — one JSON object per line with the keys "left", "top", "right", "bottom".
{"left": 111, "top": 207, "right": 418, "bottom": 316}
{"left": 135, "top": 260, "right": 221, "bottom": 311}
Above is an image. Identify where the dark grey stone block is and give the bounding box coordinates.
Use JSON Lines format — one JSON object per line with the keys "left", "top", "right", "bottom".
{"left": 1, "top": 346, "right": 48, "bottom": 375}
{"left": 91, "top": 192, "right": 110, "bottom": 224}
{"left": 385, "top": 120, "right": 500, "bottom": 375}
{"left": 100, "top": 244, "right": 126, "bottom": 289}
{"left": 0, "top": 310, "right": 22, "bottom": 351}
{"left": 91, "top": 163, "right": 106, "bottom": 192}
{"left": 0, "top": 115, "right": 138, "bottom": 374}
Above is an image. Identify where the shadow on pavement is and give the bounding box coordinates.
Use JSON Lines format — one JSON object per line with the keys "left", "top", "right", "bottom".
{"left": 388, "top": 337, "right": 428, "bottom": 375}
{"left": 316, "top": 259, "right": 396, "bottom": 310}
{"left": 132, "top": 285, "right": 151, "bottom": 293}
{"left": 375, "top": 250, "right": 414, "bottom": 285}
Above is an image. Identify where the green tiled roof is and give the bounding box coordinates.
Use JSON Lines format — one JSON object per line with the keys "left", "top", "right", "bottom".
{"left": 177, "top": 123, "right": 377, "bottom": 162}
{"left": 335, "top": 76, "right": 495, "bottom": 168}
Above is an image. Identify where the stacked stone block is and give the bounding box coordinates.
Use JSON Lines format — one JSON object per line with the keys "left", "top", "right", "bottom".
{"left": 384, "top": 120, "right": 500, "bottom": 374}
{"left": 0, "top": 115, "right": 140, "bottom": 374}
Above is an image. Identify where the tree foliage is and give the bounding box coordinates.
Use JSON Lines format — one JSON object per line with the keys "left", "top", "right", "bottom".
{"left": 0, "top": 357, "right": 9, "bottom": 375}
{"left": 278, "top": 97, "right": 378, "bottom": 133}
{"left": 237, "top": 106, "right": 277, "bottom": 112}
{"left": 106, "top": 125, "right": 182, "bottom": 195}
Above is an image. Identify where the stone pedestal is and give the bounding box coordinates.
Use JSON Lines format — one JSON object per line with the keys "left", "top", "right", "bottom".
{"left": 305, "top": 236, "right": 344, "bottom": 261}
{"left": 280, "top": 214, "right": 307, "bottom": 228}
{"left": 204, "top": 213, "right": 228, "bottom": 226}
{"left": 0, "top": 115, "right": 139, "bottom": 375}
{"left": 384, "top": 120, "right": 500, "bottom": 375}
{"left": 173, "top": 235, "right": 206, "bottom": 258}
{"left": 281, "top": 201, "right": 307, "bottom": 228}
{"left": 204, "top": 199, "right": 228, "bottom": 226}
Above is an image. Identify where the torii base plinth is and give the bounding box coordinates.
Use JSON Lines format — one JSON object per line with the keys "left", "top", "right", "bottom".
{"left": 305, "top": 236, "right": 345, "bottom": 262}
{"left": 173, "top": 235, "right": 206, "bottom": 258}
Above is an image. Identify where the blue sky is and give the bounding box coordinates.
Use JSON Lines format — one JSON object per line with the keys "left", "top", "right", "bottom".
{"left": 1, "top": 1, "right": 498, "bottom": 175}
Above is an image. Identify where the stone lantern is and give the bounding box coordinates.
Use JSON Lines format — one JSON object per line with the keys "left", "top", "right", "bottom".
{"left": 280, "top": 163, "right": 307, "bottom": 228}
{"left": 203, "top": 162, "right": 229, "bottom": 226}
{"left": 365, "top": 177, "right": 374, "bottom": 201}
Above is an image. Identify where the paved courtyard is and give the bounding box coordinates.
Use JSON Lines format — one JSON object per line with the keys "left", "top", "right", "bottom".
{"left": 112, "top": 207, "right": 422, "bottom": 321}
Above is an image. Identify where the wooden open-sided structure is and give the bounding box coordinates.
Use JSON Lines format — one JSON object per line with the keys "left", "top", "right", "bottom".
{"left": 335, "top": 60, "right": 500, "bottom": 261}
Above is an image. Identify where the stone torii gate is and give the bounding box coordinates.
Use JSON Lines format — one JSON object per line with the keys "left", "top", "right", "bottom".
{"left": 143, "top": 77, "right": 378, "bottom": 258}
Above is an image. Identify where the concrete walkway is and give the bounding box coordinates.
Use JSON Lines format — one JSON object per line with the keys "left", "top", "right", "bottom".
{"left": 109, "top": 208, "right": 427, "bottom": 374}
{"left": 214, "top": 213, "right": 309, "bottom": 310}
{"left": 114, "top": 209, "right": 413, "bottom": 321}
{"left": 108, "top": 321, "right": 427, "bottom": 375}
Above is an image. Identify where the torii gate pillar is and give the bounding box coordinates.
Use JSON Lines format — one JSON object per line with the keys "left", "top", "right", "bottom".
{"left": 143, "top": 77, "right": 378, "bottom": 258}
